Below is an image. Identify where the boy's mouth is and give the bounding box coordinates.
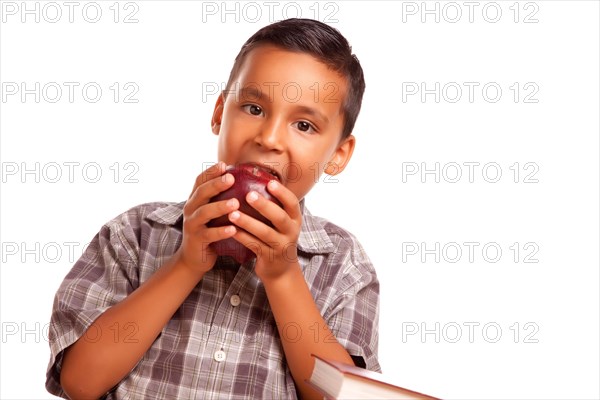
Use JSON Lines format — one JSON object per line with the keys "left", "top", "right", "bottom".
{"left": 241, "top": 162, "right": 282, "bottom": 182}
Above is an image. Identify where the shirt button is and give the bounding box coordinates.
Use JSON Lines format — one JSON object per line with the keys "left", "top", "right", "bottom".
{"left": 214, "top": 350, "right": 226, "bottom": 362}
{"left": 230, "top": 294, "right": 241, "bottom": 307}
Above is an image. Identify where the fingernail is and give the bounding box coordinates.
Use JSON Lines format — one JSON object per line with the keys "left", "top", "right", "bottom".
{"left": 230, "top": 211, "right": 240, "bottom": 220}
{"left": 227, "top": 198, "right": 236, "bottom": 208}
{"left": 247, "top": 191, "right": 258, "bottom": 202}
{"left": 226, "top": 164, "right": 235, "bottom": 171}
{"left": 268, "top": 180, "right": 278, "bottom": 190}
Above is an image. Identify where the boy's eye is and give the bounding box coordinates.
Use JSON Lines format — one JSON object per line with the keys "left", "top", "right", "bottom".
{"left": 296, "top": 121, "right": 316, "bottom": 133}
{"left": 243, "top": 104, "right": 263, "bottom": 116}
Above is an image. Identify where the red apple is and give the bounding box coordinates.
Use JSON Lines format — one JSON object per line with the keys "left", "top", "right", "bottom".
{"left": 207, "top": 162, "right": 283, "bottom": 264}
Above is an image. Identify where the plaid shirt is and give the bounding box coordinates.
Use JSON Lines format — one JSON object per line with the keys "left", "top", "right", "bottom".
{"left": 46, "top": 200, "right": 380, "bottom": 399}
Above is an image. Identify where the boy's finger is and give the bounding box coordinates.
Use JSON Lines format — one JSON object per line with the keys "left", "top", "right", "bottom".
{"left": 230, "top": 229, "right": 265, "bottom": 257}
{"left": 189, "top": 162, "right": 227, "bottom": 198}
{"left": 197, "top": 225, "right": 237, "bottom": 245}
{"left": 228, "top": 209, "right": 278, "bottom": 246}
{"left": 189, "top": 198, "right": 239, "bottom": 226}
{"left": 184, "top": 173, "right": 235, "bottom": 217}
{"left": 244, "top": 191, "right": 292, "bottom": 234}
{"left": 265, "top": 180, "right": 302, "bottom": 221}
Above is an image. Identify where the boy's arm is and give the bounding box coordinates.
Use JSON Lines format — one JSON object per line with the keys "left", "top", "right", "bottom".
{"left": 263, "top": 264, "right": 356, "bottom": 399}
{"left": 59, "top": 163, "right": 240, "bottom": 399}
{"left": 229, "top": 180, "right": 370, "bottom": 399}
{"left": 60, "top": 252, "right": 207, "bottom": 398}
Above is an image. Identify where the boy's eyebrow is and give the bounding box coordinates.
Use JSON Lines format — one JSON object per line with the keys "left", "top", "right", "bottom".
{"left": 239, "top": 86, "right": 264, "bottom": 102}
{"left": 238, "top": 85, "right": 331, "bottom": 124}
{"left": 294, "top": 105, "right": 330, "bottom": 124}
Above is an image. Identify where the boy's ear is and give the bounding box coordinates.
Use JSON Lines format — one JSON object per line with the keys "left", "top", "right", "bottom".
{"left": 325, "top": 135, "right": 356, "bottom": 175}
{"left": 211, "top": 92, "right": 225, "bottom": 135}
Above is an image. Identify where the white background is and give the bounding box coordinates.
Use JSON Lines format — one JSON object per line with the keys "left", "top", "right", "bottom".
{"left": 1, "top": 1, "right": 599, "bottom": 399}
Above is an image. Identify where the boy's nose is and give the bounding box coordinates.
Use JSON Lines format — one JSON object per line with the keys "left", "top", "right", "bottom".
{"left": 254, "top": 117, "right": 286, "bottom": 152}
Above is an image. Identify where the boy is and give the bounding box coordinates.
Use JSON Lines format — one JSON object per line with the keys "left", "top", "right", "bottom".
{"left": 46, "top": 18, "right": 380, "bottom": 399}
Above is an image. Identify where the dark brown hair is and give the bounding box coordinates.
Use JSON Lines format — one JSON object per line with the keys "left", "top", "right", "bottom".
{"left": 224, "top": 18, "right": 366, "bottom": 140}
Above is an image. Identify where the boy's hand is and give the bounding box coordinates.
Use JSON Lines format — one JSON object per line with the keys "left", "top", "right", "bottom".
{"left": 228, "top": 179, "right": 302, "bottom": 281}
{"left": 176, "top": 162, "right": 240, "bottom": 275}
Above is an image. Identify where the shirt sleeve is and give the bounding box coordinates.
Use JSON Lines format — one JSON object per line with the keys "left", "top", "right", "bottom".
{"left": 45, "top": 214, "right": 140, "bottom": 398}
{"left": 320, "top": 234, "right": 381, "bottom": 373}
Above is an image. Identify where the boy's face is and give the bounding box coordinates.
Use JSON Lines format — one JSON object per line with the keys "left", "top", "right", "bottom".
{"left": 211, "top": 45, "right": 355, "bottom": 201}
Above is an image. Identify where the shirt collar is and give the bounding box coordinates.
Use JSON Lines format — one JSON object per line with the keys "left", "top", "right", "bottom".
{"left": 146, "top": 199, "right": 334, "bottom": 255}
{"left": 146, "top": 201, "right": 187, "bottom": 225}
{"left": 296, "top": 201, "right": 335, "bottom": 254}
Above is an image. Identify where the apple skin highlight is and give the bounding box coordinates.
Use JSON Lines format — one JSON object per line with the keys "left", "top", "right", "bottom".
{"left": 207, "top": 163, "right": 283, "bottom": 264}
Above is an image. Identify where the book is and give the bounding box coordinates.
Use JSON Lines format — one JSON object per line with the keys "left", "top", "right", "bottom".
{"left": 306, "top": 355, "right": 440, "bottom": 400}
